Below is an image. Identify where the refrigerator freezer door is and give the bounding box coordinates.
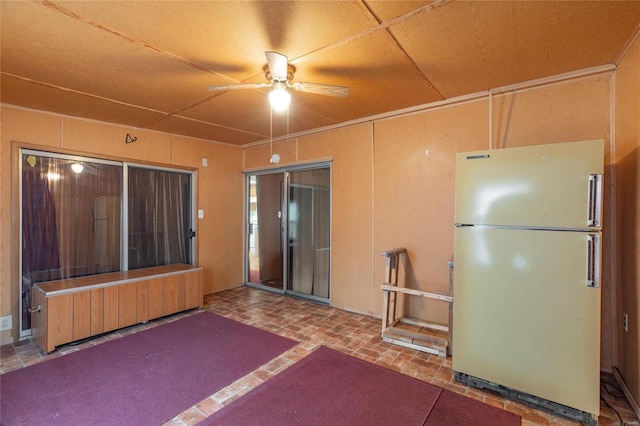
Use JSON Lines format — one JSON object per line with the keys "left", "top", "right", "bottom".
{"left": 455, "top": 140, "right": 604, "bottom": 229}
{"left": 452, "top": 226, "right": 601, "bottom": 415}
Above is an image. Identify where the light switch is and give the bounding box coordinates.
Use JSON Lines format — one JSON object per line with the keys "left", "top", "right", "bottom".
{"left": 202, "top": 158, "right": 208, "bottom": 167}
{"left": 198, "top": 209, "right": 204, "bottom": 219}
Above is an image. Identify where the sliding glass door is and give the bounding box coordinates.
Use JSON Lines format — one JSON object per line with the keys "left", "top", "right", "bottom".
{"left": 246, "top": 165, "right": 330, "bottom": 302}
{"left": 247, "top": 173, "right": 284, "bottom": 290}
{"left": 287, "top": 168, "right": 330, "bottom": 299}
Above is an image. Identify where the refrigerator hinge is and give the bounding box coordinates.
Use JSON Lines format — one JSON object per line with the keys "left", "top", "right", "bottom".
{"left": 586, "top": 234, "right": 600, "bottom": 288}
{"left": 587, "top": 174, "right": 602, "bottom": 227}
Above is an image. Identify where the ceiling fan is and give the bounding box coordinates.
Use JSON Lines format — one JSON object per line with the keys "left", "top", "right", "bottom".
{"left": 207, "top": 51, "right": 349, "bottom": 111}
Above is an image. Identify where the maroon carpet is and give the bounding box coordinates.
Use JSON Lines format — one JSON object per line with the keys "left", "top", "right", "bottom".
{"left": 203, "top": 346, "right": 521, "bottom": 426}
{"left": 0, "top": 311, "right": 296, "bottom": 425}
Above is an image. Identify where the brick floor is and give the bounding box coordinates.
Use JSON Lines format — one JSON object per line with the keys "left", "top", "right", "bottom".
{"left": 1, "top": 286, "right": 637, "bottom": 425}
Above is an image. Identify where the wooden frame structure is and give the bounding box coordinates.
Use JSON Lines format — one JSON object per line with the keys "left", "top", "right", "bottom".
{"left": 380, "top": 248, "right": 453, "bottom": 357}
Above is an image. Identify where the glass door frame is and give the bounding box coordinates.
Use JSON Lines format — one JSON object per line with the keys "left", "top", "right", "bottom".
{"left": 122, "top": 162, "right": 197, "bottom": 271}
{"left": 243, "top": 161, "right": 331, "bottom": 304}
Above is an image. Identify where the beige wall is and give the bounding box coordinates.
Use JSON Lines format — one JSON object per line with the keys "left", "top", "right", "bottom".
{"left": 243, "top": 72, "right": 618, "bottom": 372}
{"left": 373, "top": 101, "right": 489, "bottom": 323}
{"left": 615, "top": 34, "right": 640, "bottom": 407}
{"left": 0, "top": 106, "right": 244, "bottom": 344}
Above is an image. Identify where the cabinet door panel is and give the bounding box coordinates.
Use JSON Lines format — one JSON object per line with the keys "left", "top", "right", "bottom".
{"left": 137, "top": 281, "right": 149, "bottom": 323}
{"left": 49, "top": 294, "right": 74, "bottom": 349}
{"left": 104, "top": 286, "right": 119, "bottom": 332}
{"left": 164, "top": 274, "right": 185, "bottom": 315}
{"left": 148, "top": 278, "right": 164, "bottom": 319}
{"left": 118, "top": 282, "right": 138, "bottom": 328}
{"left": 184, "top": 271, "right": 202, "bottom": 309}
{"left": 73, "top": 291, "right": 91, "bottom": 341}
{"left": 90, "top": 288, "right": 104, "bottom": 335}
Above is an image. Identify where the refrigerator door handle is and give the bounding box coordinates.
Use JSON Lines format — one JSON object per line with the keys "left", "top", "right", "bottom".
{"left": 586, "top": 234, "right": 600, "bottom": 288}
{"left": 587, "top": 174, "right": 602, "bottom": 227}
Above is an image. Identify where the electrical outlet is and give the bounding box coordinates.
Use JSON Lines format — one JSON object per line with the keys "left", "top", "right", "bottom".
{"left": 0, "top": 315, "right": 12, "bottom": 332}
{"left": 623, "top": 313, "right": 629, "bottom": 332}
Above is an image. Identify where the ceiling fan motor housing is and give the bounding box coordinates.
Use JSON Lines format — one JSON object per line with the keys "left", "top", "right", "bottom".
{"left": 207, "top": 51, "right": 348, "bottom": 98}
{"left": 263, "top": 63, "right": 296, "bottom": 83}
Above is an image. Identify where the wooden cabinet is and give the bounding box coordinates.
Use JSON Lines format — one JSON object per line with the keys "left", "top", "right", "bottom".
{"left": 32, "top": 264, "right": 203, "bottom": 353}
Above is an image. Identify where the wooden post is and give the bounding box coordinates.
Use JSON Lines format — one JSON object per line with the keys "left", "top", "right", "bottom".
{"left": 380, "top": 248, "right": 406, "bottom": 336}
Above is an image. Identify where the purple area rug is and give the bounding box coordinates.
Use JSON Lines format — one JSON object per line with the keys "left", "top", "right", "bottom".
{"left": 203, "top": 346, "right": 521, "bottom": 426}
{"left": 1, "top": 311, "right": 296, "bottom": 425}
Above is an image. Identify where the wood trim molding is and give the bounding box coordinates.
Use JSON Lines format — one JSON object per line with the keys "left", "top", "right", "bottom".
{"left": 615, "top": 23, "right": 640, "bottom": 66}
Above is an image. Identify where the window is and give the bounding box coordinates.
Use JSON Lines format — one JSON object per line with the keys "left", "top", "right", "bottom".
{"left": 20, "top": 150, "right": 194, "bottom": 333}
{"left": 128, "top": 167, "right": 192, "bottom": 269}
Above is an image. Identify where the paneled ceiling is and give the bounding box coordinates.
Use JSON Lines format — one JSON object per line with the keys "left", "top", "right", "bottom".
{"left": 2, "top": 1, "right": 639, "bottom": 146}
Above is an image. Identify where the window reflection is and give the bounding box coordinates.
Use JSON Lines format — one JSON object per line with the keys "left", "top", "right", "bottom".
{"left": 21, "top": 154, "right": 121, "bottom": 330}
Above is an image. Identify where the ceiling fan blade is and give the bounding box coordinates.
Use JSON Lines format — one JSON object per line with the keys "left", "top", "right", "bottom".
{"left": 207, "top": 82, "right": 269, "bottom": 92}
{"left": 292, "top": 82, "right": 350, "bottom": 98}
{"left": 265, "top": 51, "right": 289, "bottom": 81}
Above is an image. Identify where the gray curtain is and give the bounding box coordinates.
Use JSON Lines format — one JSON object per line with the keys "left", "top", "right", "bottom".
{"left": 128, "top": 167, "right": 191, "bottom": 269}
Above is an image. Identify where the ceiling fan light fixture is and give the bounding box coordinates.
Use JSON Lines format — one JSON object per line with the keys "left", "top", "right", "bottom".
{"left": 269, "top": 84, "right": 291, "bottom": 112}
{"left": 207, "top": 51, "right": 349, "bottom": 111}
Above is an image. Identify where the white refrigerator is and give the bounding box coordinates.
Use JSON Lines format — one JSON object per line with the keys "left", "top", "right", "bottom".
{"left": 452, "top": 140, "right": 604, "bottom": 424}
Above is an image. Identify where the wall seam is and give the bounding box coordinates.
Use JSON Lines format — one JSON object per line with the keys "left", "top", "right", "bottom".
{"left": 489, "top": 89, "right": 493, "bottom": 150}
{"left": 60, "top": 116, "right": 65, "bottom": 148}
{"left": 371, "top": 122, "right": 376, "bottom": 315}
{"left": 609, "top": 69, "right": 619, "bottom": 368}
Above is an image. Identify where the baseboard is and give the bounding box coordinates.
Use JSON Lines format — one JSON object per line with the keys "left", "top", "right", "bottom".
{"left": 613, "top": 367, "right": 640, "bottom": 420}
